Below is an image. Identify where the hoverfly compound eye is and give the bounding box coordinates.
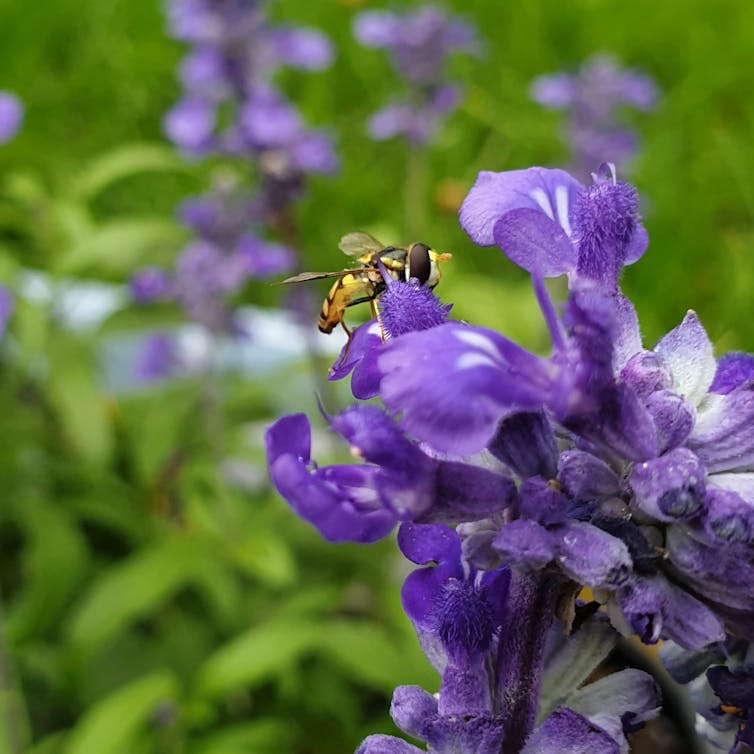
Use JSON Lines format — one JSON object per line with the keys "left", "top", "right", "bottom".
{"left": 407, "top": 243, "right": 432, "bottom": 285}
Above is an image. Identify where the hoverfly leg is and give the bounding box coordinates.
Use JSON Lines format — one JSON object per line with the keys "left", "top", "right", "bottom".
{"left": 370, "top": 299, "right": 387, "bottom": 342}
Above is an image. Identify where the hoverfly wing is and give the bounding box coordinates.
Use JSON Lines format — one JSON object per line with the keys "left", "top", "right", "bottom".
{"left": 277, "top": 269, "right": 354, "bottom": 285}
{"left": 338, "top": 231, "right": 385, "bottom": 257}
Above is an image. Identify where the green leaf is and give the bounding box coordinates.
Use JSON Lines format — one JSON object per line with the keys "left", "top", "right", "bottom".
{"left": 47, "top": 334, "right": 113, "bottom": 466}
{"left": 65, "top": 534, "right": 211, "bottom": 653}
{"left": 70, "top": 143, "right": 189, "bottom": 200}
{"left": 189, "top": 720, "right": 294, "bottom": 754}
{"left": 6, "top": 505, "right": 88, "bottom": 642}
{"left": 58, "top": 217, "right": 185, "bottom": 275}
{"left": 229, "top": 531, "right": 298, "bottom": 588}
{"left": 194, "top": 619, "right": 322, "bottom": 699}
{"left": 60, "top": 670, "right": 178, "bottom": 754}
{"left": 316, "top": 620, "right": 437, "bottom": 693}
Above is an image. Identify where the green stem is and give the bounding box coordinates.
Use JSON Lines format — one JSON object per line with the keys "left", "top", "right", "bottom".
{"left": 404, "top": 142, "right": 429, "bottom": 240}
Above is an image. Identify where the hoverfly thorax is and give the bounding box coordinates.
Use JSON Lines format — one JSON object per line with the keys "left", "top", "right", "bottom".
{"left": 279, "top": 231, "right": 451, "bottom": 337}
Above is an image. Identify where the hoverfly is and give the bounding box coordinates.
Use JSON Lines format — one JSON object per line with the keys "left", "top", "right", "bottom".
{"left": 279, "top": 231, "right": 452, "bottom": 336}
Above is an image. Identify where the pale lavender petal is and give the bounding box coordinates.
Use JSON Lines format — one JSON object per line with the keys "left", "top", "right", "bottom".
{"left": 654, "top": 311, "right": 716, "bottom": 406}
{"left": 390, "top": 685, "right": 437, "bottom": 739}
{"left": 629, "top": 447, "right": 706, "bottom": 522}
{"left": 520, "top": 707, "right": 620, "bottom": 754}
{"left": 643, "top": 390, "right": 695, "bottom": 452}
{"left": 356, "top": 735, "right": 423, "bottom": 754}
{"left": 493, "top": 519, "right": 556, "bottom": 570}
{"left": 367, "top": 103, "right": 414, "bottom": 141}
{"left": 558, "top": 450, "right": 620, "bottom": 499}
{"left": 612, "top": 294, "right": 643, "bottom": 372}
{"left": 459, "top": 168, "right": 583, "bottom": 247}
{"left": 492, "top": 208, "right": 577, "bottom": 277}
{"left": 624, "top": 224, "right": 649, "bottom": 265}
{"left": 553, "top": 521, "right": 632, "bottom": 588}
{"left": 667, "top": 526, "right": 754, "bottom": 611}
{"left": 290, "top": 130, "right": 339, "bottom": 174}
{"left": 688, "top": 384, "right": 754, "bottom": 472}
{"left": 530, "top": 73, "right": 577, "bottom": 109}
{"left": 240, "top": 88, "right": 301, "bottom": 149}
{"left": 704, "top": 484, "right": 754, "bottom": 542}
{"left": 0, "top": 91, "right": 24, "bottom": 144}
{"left": 164, "top": 98, "right": 216, "bottom": 152}
{"left": 269, "top": 27, "right": 334, "bottom": 70}
{"left": 710, "top": 352, "right": 754, "bottom": 394}
{"left": 352, "top": 11, "right": 401, "bottom": 47}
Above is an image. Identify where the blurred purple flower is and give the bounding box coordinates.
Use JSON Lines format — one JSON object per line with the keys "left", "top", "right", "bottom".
{"left": 0, "top": 285, "right": 14, "bottom": 336}
{"left": 353, "top": 5, "right": 479, "bottom": 145}
{"left": 531, "top": 54, "right": 659, "bottom": 177}
{"left": 0, "top": 91, "right": 23, "bottom": 144}
{"left": 133, "top": 332, "right": 182, "bottom": 383}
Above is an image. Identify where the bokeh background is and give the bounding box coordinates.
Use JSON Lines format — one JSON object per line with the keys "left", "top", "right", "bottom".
{"left": 1, "top": 1, "right": 753, "bottom": 752}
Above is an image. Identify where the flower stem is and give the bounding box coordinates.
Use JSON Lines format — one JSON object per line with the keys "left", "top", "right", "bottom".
{"left": 404, "top": 141, "right": 428, "bottom": 240}
{"left": 494, "top": 570, "right": 558, "bottom": 753}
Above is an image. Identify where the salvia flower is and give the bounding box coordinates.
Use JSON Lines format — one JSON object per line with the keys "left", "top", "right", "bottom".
{"left": 265, "top": 162, "right": 751, "bottom": 752}
{"left": 353, "top": 5, "right": 479, "bottom": 145}
{"left": 530, "top": 54, "right": 659, "bottom": 177}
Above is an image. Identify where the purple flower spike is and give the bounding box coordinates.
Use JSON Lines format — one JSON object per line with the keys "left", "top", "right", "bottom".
{"left": 354, "top": 5, "right": 478, "bottom": 145}
{"left": 0, "top": 91, "right": 23, "bottom": 144}
{"left": 530, "top": 54, "right": 659, "bottom": 177}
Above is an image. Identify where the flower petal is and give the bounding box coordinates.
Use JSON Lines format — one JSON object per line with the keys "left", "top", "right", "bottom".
{"left": 355, "top": 735, "right": 424, "bottom": 754}
{"left": 390, "top": 685, "right": 438, "bottom": 739}
{"left": 710, "top": 352, "right": 754, "bottom": 394}
{"left": 553, "top": 521, "right": 632, "bottom": 588}
{"left": 492, "top": 208, "right": 577, "bottom": 277}
{"left": 520, "top": 707, "right": 620, "bottom": 754}
{"left": 459, "top": 168, "right": 583, "bottom": 247}
{"left": 379, "top": 323, "right": 552, "bottom": 456}
{"left": 629, "top": 447, "right": 706, "bottom": 522}
{"left": 654, "top": 311, "right": 716, "bottom": 406}
{"left": 689, "top": 384, "right": 754, "bottom": 473}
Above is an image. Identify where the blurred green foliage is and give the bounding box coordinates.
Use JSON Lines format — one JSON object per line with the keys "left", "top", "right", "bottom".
{"left": 1, "top": 0, "right": 754, "bottom": 752}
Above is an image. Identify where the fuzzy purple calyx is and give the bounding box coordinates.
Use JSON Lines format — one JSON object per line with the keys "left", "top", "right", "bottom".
{"left": 433, "top": 578, "right": 496, "bottom": 661}
{"left": 379, "top": 279, "right": 452, "bottom": 338}
{"left": 573, "top": 170, "right": 640, "bottom": 289}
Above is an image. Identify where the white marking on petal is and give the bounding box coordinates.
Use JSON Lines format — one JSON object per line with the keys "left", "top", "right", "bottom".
{"left": 555, "top": 184, "right": 573, "bottom": 236}
{"left": 454, "top": 329, "right": 501, "bottom": 359}
{"left": 456, "top": 352, "right": 498, "bottom": 371}
{"left": 529, "top": 187, "right": 554, "bottom": 219}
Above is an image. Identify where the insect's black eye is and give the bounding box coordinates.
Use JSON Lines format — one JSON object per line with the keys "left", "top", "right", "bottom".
{"left": 408, "top": 243, "right": 431, "bottom": 285}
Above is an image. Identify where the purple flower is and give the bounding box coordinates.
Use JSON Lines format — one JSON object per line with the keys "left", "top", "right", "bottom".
{"left": 130, "top": 268, "right": 172, "bottom": 304}
{"left": 353, "top": 5, "right": 479, "bottom": 145}
{"left": 133, "top": 333, "right": 182, "bottom": 383}
{"left": 530, "top": 54, "right": 659, "bottom": 177}
{"left": 265, "top": 406, "right": 516, "bottom": 543}
{"left": 0, "top": 285, "right": 14, "bottom": 336}
{"left": 0, "top": 92, "right": 23, "bottom": 144}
